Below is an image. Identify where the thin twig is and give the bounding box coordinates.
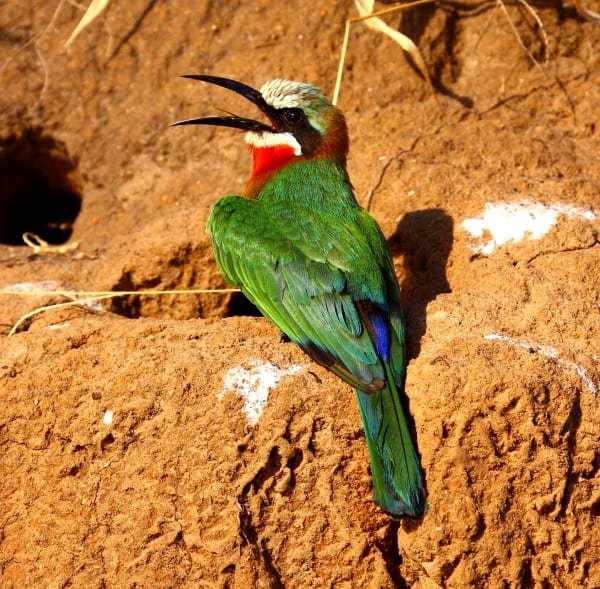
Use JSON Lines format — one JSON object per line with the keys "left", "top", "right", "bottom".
{"left": 2, "top": 287, "right": 241, "bottom": 336}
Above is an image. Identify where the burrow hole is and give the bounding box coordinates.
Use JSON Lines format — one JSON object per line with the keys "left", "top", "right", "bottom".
{"left": 225, "top": 292, "right": 261, "bottom": 317}
{"left": 0, "top": 127, "right": 82, "bottom": 245}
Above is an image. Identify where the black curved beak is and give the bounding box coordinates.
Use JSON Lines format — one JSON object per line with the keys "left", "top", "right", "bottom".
{"left": 170, "top": 75, "right": 276, "bottom": 132}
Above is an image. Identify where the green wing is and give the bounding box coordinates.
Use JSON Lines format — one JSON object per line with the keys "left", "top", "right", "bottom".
{"left": 207, "top": 161, "right": 404, "bottom": 392}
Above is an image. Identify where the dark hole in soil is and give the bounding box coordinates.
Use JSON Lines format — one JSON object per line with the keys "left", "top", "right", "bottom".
{"left": 0, "top": 127, "right": 82, "bottom": 245}
{"left": 225, "top": 292, "right": 262, "bottom": 317}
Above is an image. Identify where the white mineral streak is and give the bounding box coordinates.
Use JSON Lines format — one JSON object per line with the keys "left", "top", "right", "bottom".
{"left": 219, "top": 360, "right": 303, "bottom": 425}
{"left": 462, "top": 201, "right": 595, "bottom": 255}
{"left": 484, "top": 333, "right": 597, "bottom": 395}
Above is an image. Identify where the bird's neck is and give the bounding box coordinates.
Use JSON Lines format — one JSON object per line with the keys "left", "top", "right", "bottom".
{"left": 241, "top": 116, "right": 349, "bottom": 198}
{"left": 243, "top": 144, "right": 300, "bottom": 198}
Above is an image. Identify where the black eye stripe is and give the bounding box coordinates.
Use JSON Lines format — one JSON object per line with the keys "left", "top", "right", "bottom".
{"left": 271, "top": 106, "right": 321, "bottom": 157}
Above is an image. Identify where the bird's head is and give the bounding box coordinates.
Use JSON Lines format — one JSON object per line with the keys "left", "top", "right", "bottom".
{"left": 172, "top": 75, "right": 349, "bottom": 197}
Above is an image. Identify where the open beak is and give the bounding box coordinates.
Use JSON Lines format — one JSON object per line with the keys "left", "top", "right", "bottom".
{"left": 170, "top": 75, "right": 276, "bottom": 132}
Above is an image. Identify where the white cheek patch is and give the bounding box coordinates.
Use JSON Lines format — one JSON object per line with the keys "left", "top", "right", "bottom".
{"left": 245, "top": 131, "right": 303, "bottom": 156}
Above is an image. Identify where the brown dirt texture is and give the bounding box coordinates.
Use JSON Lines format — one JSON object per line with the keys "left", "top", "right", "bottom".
{"left": 1, "top": 1, "right": 599, "bottom": 587}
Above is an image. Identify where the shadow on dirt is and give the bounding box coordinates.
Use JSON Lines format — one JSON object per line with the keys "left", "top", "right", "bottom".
{"left": 390, "top": 208, "right": 454, "bottom": 359}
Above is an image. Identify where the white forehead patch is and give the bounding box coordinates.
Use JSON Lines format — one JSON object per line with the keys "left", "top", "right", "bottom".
{"left": 245, "top": 131, "right": 302, "bottom": 156}
{"left": 260, "top": 79, "right": 323, "bottom": 110}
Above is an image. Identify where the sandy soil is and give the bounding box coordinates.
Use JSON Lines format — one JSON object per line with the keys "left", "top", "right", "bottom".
{"left": 1, "top": 1, "right": 599, "bottom": 587}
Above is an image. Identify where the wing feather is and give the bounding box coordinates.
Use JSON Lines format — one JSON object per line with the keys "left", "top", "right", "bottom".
{"left": 207, "top": 162, "right": 403, "bottom": 392}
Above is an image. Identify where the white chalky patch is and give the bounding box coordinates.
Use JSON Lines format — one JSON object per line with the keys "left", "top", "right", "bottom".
{"left": 2, "top": 280, "right": 66, "bottom": 292}
{"left": 219, "top": 360, "right": 303, "bottom": 426}
{"left": 102, "top": 410, "right": 114, "bottom": 425}
{"left": 462, "top": 201, "right": 596, "bottom": 255}
{"left": 48, "top": 322, "right": 70, "bottom": 330}
{"left": 484, "top": 333, "right": 597, "bottom": 395}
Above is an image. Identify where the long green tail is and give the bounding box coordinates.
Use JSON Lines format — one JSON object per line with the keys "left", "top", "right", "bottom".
{"left": 354, "top": 364, "right": 426, "bottom": 517}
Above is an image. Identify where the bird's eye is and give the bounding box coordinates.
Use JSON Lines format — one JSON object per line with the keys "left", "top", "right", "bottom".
{"left": 281, "top": 108, "right": 305, "bottom": 126}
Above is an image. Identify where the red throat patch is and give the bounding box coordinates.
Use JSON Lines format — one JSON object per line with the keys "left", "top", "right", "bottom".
{"left": 243, "top": 144, "right": 298, "bottom": 197}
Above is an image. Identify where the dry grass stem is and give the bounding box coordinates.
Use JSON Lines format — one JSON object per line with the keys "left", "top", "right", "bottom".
{"left": 22, "top": 233, "right": 80, "bottom": 255}
{"left": 65, "top": 0, "right": 111, "bottom": 48}
{"left": 334, "top": 0, "right": 435, "bottom": 104}
{"left": 2, "top": 287, "right": 241, "bottom": 336}
{"left": 496, "top": 0, "right": 547, "bottom": 75}
{"left": 573, "top": 0, "right": 600, "bottom": 24}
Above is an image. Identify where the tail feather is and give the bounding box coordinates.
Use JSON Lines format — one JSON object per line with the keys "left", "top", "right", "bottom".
{"left": 354, "top": 364, "right": 426, "bottom": 517}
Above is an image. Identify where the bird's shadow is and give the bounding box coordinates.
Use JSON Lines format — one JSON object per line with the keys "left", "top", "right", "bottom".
{"left": 388, "top": 209, "right": 454, "bottom": 360}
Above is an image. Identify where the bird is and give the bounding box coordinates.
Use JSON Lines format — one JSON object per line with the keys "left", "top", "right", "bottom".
{"left": 172, "top": 75, "right": 426, "bottom": 518}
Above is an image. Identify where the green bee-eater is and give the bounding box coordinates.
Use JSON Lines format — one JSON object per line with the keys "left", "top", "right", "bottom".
{"left": 173, "top": 75, "right": 426, "bottom": 517}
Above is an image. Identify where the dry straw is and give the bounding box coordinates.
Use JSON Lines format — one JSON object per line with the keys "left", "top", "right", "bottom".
{"left": 2, "top": 235, "right": 239, "bottom": 337}
{"left": 64, "top": 0, "right": 111, "bottom": 48}
{"left": 2, "top": 286, "right": 240, "bottom": 337}
{"left": 333, "top": 0, "right": 436, "bottom": 105}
